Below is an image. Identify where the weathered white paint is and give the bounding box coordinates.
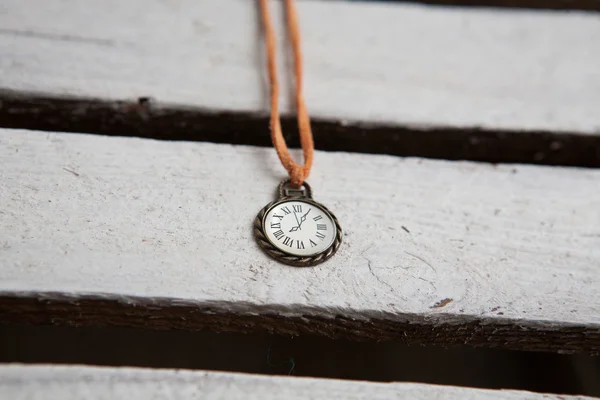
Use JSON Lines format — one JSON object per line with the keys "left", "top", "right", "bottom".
{"left": 0, "top": 0, "right": 599, "bottom": 133}
{"left": 1, "top": 128, "right": 599, "bottom": 327}
{"left": 0, "top": 365, "right": 594, "bottom": 400}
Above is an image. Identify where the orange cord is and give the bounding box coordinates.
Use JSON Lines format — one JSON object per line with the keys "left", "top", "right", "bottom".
{"left": 259, "top": 0, "right": 314, "bottom": 188}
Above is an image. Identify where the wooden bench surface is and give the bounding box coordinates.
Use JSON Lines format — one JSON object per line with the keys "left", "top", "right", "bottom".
{"left": 1, "top": 0, "right": 600, "bottom": 396}
{"left": 1, "top": 0, "right": 599, "bottom": 134}
{"left": 1, "top": 128, "right": 598, "bottom": 352}
{"left": 0, "top": 364, "right": 595, "bottom": 400}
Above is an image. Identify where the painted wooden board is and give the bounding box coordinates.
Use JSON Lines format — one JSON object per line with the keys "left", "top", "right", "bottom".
{"left": 1, "top": 128, "right": 599, "bottom": 351}
{"left": 0, "top": 365, "right": 594, "bottom": 400}
{"left": 0, "top": 0, "right": 599, "bottom": 134}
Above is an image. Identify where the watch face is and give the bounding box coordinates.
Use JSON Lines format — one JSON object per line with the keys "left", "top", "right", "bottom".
{"left": 263, "top": 199, "right": 337, "bottom": 256}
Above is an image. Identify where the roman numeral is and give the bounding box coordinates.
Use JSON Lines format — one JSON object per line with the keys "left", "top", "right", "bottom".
{"left": 281, "top": 206, "right": 291, "bottom": 215}
{"left": 283, "top": 236, "right": 293, "bottom": 247}
{"left": 309, "top": 239, "right": 317, "bottom": 247}
{"left": 296, "top": 240, "right": 305, "bottom": 249}
{"left": 273, "top": 214, "right": 284, "bottom": 221}
{"left": 317, "top": 224, "right": 327, "bottom": 231}
{"left": 316, "top": 232, "right": 326, "bottom": 240}
{"left": 273, "top": 230, "right": 284, "bottom": 240}
{"left": 313, "top": 215, "right": 322, "bottom": 221}
{"left": 270, "top": 222, "right": 281, "bottom": 229}
{"left": 293, "top": 205, "right": 302, "bottom": 213}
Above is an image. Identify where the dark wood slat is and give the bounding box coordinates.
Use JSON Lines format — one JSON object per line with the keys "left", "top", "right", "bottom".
{"left": 1, "top": 91, "right": 599, "bottom": 168}
{"left": 2, "top": 325, "right": 598, "bottom": 395}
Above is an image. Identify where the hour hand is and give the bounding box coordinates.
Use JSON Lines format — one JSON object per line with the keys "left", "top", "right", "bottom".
{"left": 290, "top": 212, "right": 301, "bottom": 232}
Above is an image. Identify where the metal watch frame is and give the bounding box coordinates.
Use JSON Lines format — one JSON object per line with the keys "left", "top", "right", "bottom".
{"left": 254, "top": 180, "right": 343, "bottom": 267}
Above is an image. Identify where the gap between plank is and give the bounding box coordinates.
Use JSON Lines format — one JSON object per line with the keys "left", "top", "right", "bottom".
{"left": 0, "top": 91, "right": 599, "bottom": 168}
{"left": 1, "top": 325, "right": 599, "bottom": 396}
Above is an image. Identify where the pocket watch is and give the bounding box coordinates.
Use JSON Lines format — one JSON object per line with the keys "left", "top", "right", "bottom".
{"left": 254, "top": 180, "right": 342, "bottom": 267}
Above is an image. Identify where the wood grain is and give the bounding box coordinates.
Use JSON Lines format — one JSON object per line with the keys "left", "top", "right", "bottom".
{"left": 0, "top": 0, "right": 599, "bottom": 134}
{"left": 0, "top": 365, "right": 595, "bottom": 400}
{"left": 1, "top": 128, "right": 599, "bottom": 351}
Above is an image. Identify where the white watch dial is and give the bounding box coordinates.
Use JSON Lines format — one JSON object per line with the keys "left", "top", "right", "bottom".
{"left": 263, "top": 200, "right": 336, "bottom": 256}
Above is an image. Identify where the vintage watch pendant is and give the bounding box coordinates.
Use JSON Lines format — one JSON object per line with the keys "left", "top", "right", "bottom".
{"left": 254, "top": 180, "right": 342, "bottom": 267}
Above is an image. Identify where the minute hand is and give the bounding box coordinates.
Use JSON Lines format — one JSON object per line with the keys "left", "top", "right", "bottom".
{"left": 297, "top": 209, "right": 311, "bottom": 228}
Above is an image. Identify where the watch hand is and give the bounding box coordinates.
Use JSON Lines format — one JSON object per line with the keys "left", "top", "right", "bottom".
{"left": 298, "top": 209, "right": 311, "bottom": 227}
{"left": 287, "top": 211, "right": 300, "bottom": 233}
{"left": 293, "top": 211, "right": 301, "bottom": 227}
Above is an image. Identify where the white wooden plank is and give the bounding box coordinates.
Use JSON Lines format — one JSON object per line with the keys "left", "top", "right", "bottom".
{"left": 1, "top": 128, "right": 599, "bottom": 345}
{"left": 0, "top": 0, "right": 599, "bottom": 133}
{"left": 0, "top": 364, "right": 593, "bottom": 400}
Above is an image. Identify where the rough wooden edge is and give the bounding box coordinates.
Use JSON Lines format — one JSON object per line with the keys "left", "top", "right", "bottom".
{"left": 1, "top": 293, "right": 598, "bottom": 355}
{"left": 1, "top": 91, "right": 598, "bottom": 168}
{"left": 366, "top": 0, "right": 600, "bottom": 12}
